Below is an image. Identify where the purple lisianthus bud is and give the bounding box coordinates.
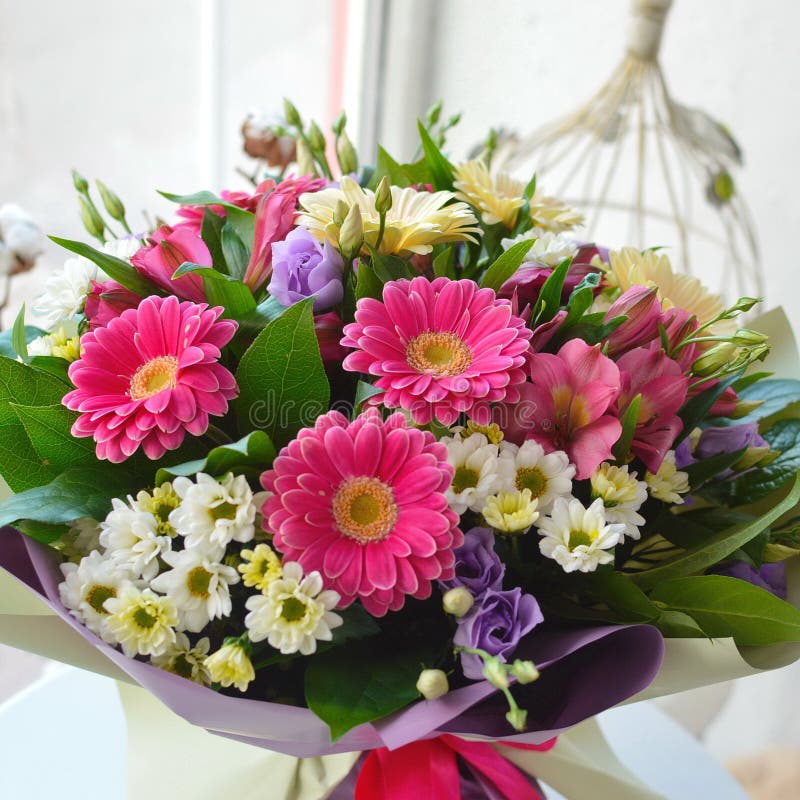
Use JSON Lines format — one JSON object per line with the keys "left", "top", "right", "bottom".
{"left": 694, "top": 422, "right": 767, "bottom": 461}
{"left": 717, "top": 561, "right": 787, "bottom": 600}
{"left": 454, "top": 587, "right": 544, "bottom": 680}
{"left": 440, "top": 527, "right": 504, "bottom": 597}
{"left": 268, "top": 226, "right": 344, "bottom": 311}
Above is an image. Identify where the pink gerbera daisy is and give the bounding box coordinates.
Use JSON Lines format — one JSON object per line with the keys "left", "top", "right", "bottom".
{"left": 262, "top": 409, "right": 463, "bottom": 616}
{"left": 64, "top": 295, "right": 238, "bottom": 463}
{"left": 340, "top": 277, "right": 532, "bottom": 426}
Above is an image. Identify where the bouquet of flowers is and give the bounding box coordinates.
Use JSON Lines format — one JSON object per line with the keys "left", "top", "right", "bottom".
{"left": 2, "top": 101, "right": 800, "bottom": 799}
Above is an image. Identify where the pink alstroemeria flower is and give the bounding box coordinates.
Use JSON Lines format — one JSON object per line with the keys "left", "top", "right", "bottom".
{"left": 616, "top": 348, "right": 689, "bottom": 472}
{"left": 603, "top": 286, "right": 662, "bottom": 356}
{"left": 84, "top": 279, "right": 141, "bottom": 330}
{"left": 506, "top": 339, "right": 622, "bottom": 479}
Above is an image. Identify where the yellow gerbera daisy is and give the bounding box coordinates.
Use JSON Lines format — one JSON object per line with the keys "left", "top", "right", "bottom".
{"left": 529, "top": 191, "right": 584, "bottom": 233}
{"left": 453, "top": 160, "right": 525, "bottom": 229}
{"left": 297, "top": 176, "right": 481, "bottom": 257}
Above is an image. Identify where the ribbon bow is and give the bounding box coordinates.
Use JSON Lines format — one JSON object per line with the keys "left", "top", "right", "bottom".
{"left": 355, "top": 735, "right": 556, "bottom": 800}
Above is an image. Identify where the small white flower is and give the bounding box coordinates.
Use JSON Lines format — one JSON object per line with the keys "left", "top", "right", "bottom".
{"left": 99, "top": 497, "right": 172, "bottom": 581}
{"left": 483, "top": 489, "right": 539, "bottom": 533}
{"left": 442, "top": 433, "right": 504, "bottom": 515}
{"left": 501, "top": 228, "right": 578, "bottom": 266}
{"left": 103, "top": 236, "right": 141, "bottom": 262}
{"left": 537, "top": 497, "right": 625, "bottom": 573}
{"left": 150, "top": 633, "right": 212, "bottom": 685}
{"left": 590, "top": 462, "right": 648, "bottom": 540}
{"left": 645, "top": 450, "right": 690, "bottom": 504}
{"left": 245, "top": 562, "right": 342, "bottom": 656}
{"left": 34, "top": 256, "right": 105, "bottom": 329}
{"left": 54, "top": 517, "right": 103, "bottom": 562}
{"left": 497, "top": 441, "right": 575, "bottom": 514}
{"left": 150, "top": 549, "right": 240, "bottom": 633}
{"left": 416, "top": 668, "right": 449, "bottom": 700}
{"left": 205, "top": 641, "right": 255, "bottom": 692}
{"left": 442, "top": 586, "right": 474, "bottom": 617}
{"left": 58, "top": 550, "right": 137, "bottom": 639}
{"left": 238, "top": 543, "right": 283, "bottom": 591}
{"left": 104, "top": 585, "right": 178, "bottom": 658}
{"left": 25, "top": 326, "right": 81, "bottom": 362}
{"left": 170, "top": 473, "right": 256, "bottom": 559}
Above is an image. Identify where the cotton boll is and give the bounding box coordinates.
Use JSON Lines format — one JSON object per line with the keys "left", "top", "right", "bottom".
{"left": 0, "top": 203, "right": 35, "bottom": 233}
{"left": 0, "top": 243, "right": 15, "bottom": 277}
{"left": 5, "top": 221, "right": 46, "bottom": 262}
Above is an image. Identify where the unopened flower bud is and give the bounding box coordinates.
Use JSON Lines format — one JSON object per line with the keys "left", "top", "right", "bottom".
{"left": 295, "top": 138, "right": 317, "bottom": 177}
{"left": 416, "top": 668, "right": 449, "bottom": 700}
{"left": 506, "top": 707, "right": 528, "bottom": 732}
{"left": 283, "top": 98, "right": 303, "bottom": 128}
{"left": 338, "top": 203, "right": 364, "bottom": 261}
{"left": 332, "top": 199, "right": 349, "bottom": 227}
{"left": 426, "top": 100, "right": 443, "bottom": 127}
{"left": 731, "top": 329, "right": 769, "bottom": 346}
{"left": 691, "top": 343, "right": 737, "bottom": 377}
{"left": 336, "top": 130, "right": 359, "bottom": 175}
{"left": 729, "top": 297, "right": 760, "bottom": 314}
{"left": 332, "top": 110, "right": 347, "bottom": 136}
{"left": 482, "top": 657, "right": 510, "bottom": 689}
{"left": 729, "top": 399, "right": 765, "bottom": 419}
{"left": 96, "top": 180, "right": 126, "bottom": 223}
{"left": 510, "top": 659, "right": 540, "bottom": 685}
{"left": 733, "top": 446, "right": 774, "bottom": 472}
{"left": 442, "top": 586, "right": 474, "bottom": 617}
{"left": 307, "top": 120, "right": 326, "bottom": 153}
{"left": 78, "top": 195, "right": 105, "bottom": 240}
{"left": 71, "top": 169, "right": 89, "bottom": 194}
{"left": 375, "top": 176, "right": 393, "bottom": 215}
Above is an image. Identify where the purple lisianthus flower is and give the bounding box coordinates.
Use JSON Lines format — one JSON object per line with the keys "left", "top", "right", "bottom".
{"left": 454, "top": 587, "right": 544, "bottom": 680}
{"left": 268, "top": 226, "right": 344, "bottom": 311}
{"left": 440, "top": 527, "right": 504, "bottom": 597}
{"left": 676, "top": 422, "right": 768, "bottom": 478}
{"left": 717, "top": 561, "right": 787, "bottom": 600}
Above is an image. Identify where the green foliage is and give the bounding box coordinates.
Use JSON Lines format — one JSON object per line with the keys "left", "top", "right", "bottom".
{"left": 355, "top": 260, "right": 384, "bottom": 303}
{"left": 159, "top": 191, "right": 255, "bottom": 250}
{"left": 611, "top": 395, "right": 641, "bottom": 465}
{"left": 0, "top": 325, "right": 46, "bottom": 360}
{"left": 416, "top": 121, "right": 455, "bottom": 191}
{"left": 480, "top": 239, "right": 534, "bottom": 291}
{"left": 235, "top": 299, "right": 329, "bottom": 447}
{"left": 10, "top": 403, "right": 94, "bottom": 473}
{"left": 172, "top": 263, "right": 256, "bottom": 319}
{"left": 683, "top": 447, "right": 748, "bottom": 491}
{"left": 532, "top": 258, "right": 572, "bottom": 325}
{"left": 716, "top": 379, "right": 800, "bottom": 427}
{"left": 584, "top": 569, "right": 659, "bottom": 622}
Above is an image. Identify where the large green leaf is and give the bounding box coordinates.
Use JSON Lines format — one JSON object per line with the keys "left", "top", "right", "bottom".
{"left": 10, "top": 404, "right": 95, "bottom": 472}
{"left": 355, "top": 261, "right": 384, "bottom": 303}
{"left": 532, "top": 258, "right": 572, "bottom": 325}
{"left": 651, "top": 575, "right": 800, "bottom": 646}
{"left": 714, "top": 379, "right": 800, "bottom": 427}
{"left": 305, "top": 637, "right": 433, "bottom": 740}
{"left": 234, "top": 299, "right": 329, "bottom": 447}
{"left": 631, "top": 473, "right": 800, "bottom": 590}
{"left": 49, "top": 236, "right": 157, "bottom": 298}
{"left": 0, "top": 465, "right": 134, "bottom": 527}
{"left": 416, "top": 120, "right": 455, "bottom": 191}
{"left": 480, "top": 239, "right": 534, "bottom": 291}
{"left": 155, "top": 431, "right": 276, "bottom": 484}
{"left": 584, "top": 568, "right": 659, "bottom": 622}
{"left": 173, "top": 263, "right": 256, "bottom": 319}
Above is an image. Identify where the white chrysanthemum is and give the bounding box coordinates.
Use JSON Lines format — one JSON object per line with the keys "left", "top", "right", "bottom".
{"left": 442, "top": 433, "right": 504, "bottom": 515}
{"left": 501, "top": 229, "right": 578, "bottom": 267}
{"left": 99, "top": 497, "right": 172, "bottom": 581}
{"left": 205, "top": 641, "right": 255, "bottom": 692}
{"left": 34, "top": 256, "right": 104, "bottom": 329}
{"left": 103, "top": 236, "right": 141, "bottom": 262}
{"left": 58, "top": 550, "right": 137, "bottom": 639}
{"left": 150, "top": 633, "right": 212, "bottom": 685}
{"left": 483, "top": 489, "right": 539, "bottom": 533}
{"left": 169, "top": 473, "right": 256, "bottom": 559}
{"left": 537, "top": 497, "right": 625, "bottom": 573}
{"left": 104, "top": 585, "right": 178, "bottom": 657}
{"left": 245, "top": 562, "right": 342, "bottom": 656}
{"left": 132, "top": 482, "right": 181, "bottom": 538}
{"left": 497, "top": 441, "right": 575, "bottom": 514}
{"left": 238, "top": 543, "right": 283, "bottom": 591}
{"left": 590, "top": 462, "right": 648, "bottom": 540}
{"left": 26, "top": 326, "right": 81, "bottom": 362}
{"left": 645, "top": 450, "right": 690, "bottom": 504}
{"left": 54, "top": 517, "right": 103, "bottom": 562}
{"left": 150, "top": 549, "right": 240, "bottom": 633}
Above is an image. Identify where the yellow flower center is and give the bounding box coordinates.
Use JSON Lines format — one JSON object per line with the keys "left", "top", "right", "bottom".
{"left": 85, "top": 584, "right": 116, "bottom": 614}
{"left": 406, "top": 331, "right": 472, "bottom": 377}
{"left": 129, "top": 356, "right": 179, "bottom": 400}
{"left": 568, "top": 529, "right": 597, "bottom": 549}
{"left": 133, "top": 607, "right": 157, "bottom": 629}
{"left": 332, "top": 476, "right": 398, "bottom": 544}
{"left": 172, "top": 654, "right": 194, "bottom": 680}
{"left": 452, "top": 466, "right": 480, "bottom": 494}
{"left": 187, "top": 566, "right": 212, "bottom": 599}
{"left": 515, "top": 467, "right": 547, "bottom": 498}
{"left": 280, "top": 596, "right": 308, "bottom": 622}
{"left": 211, "top": 501, "right": 238, "bottom": 521}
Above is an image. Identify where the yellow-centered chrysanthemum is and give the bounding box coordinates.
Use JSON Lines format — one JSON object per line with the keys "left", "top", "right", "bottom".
{"left": 453, "top": 160, "right": 526, "bottom": 229}
{"left": 238, "top": 543, "right": 283, "bottom": 592}
{"left": 603, "top": 247, "right": 732, "bottom": 333}
{"left": 483, "top": 489, "right": 539, "bottom": 533}
{"left": 297, "top": 176, "right": 481, "bottom": 257}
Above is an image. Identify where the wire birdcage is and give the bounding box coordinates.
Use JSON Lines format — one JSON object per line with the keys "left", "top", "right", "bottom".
{"left": 496, "top": 0, "right": 763, "bottom": 302}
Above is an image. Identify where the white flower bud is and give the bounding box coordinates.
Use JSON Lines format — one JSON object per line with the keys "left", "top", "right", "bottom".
{"left": 510, "top": 659, "right": 540, "bottom": 685}
{"left": 442, "top": 586, "right": 474, "bottom": 617}
{"left": 482, "top": 657, "right": 510, "bottom": 689}
{"left": 416, "top": 668, "right": 449, "bottom": 700}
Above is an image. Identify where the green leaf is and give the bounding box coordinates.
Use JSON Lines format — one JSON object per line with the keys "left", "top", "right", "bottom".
{"left": 355, "top": 261, "right": 384, "bottom": 303}
{"left": 49, "top": 236, "right": 157, "bottom": 298}
{"left": 656, "top": 609, "right": 708, "bottom": 638}
{"left": 416, "top": 120, "right": 455, "bottom": 191}
{"left": 200, "top": 208, "right": 227, "bottom": 273}
{"left": 28, "top": 356, "right": 72, "bottom": 385}
{"left": 432, "top": 245, "right": 456, "bottom": 279}
{"left": 354, "top": 380, "right": 382, "bottom": 415}
{"left": 533, "top": 257, "right": 572, "bottom": 325}
{"left": 10, "top": 403, "right": 95, "bottom": 472}
{"left": 15, "top": 519, "right": 69, "bottom": 545}
{"left": 0, "top": 465, "right": 134, "bottom": 528}
{"left": 155, "top": 431, "right": 276, "bottom": 484}
{"left": 724, "top": 379, "right": 800, "bottom": 427}
{"left": 159, "top": 191, "right": 255, "bottom": 249}
{"left": 651, "top": 575, "right": 800, "bottom": 646}
{"left": 305, "top": 637, "right": 432, "bottom": 740}
{"left": 631, "top": 474, "right": 800, "bottom": 590}
{"left": 221, "top": 223, "right": 249, "bottom": 281}
{"left": 235, "top": 299, "right": 330, "bottom": 447}
{"left": 676, "top": 371, "right": 742, "bottom": 444}
{"left": 370, "top": 251, "right": 413, "bottom": 283}
{"left": 584, "top": 569, "right": 659, "bottom": 622}
{"left": 11, "top": 304, "right": 29, "bottom": 361}
{"left": 480, "top": 239, "right": 534, "bottom": 291}
{"left": 612, "top": 395, "right": 641, "bottom": 465}
{"left": 683, "top": 446, "right": 748, "bottom": 490}
{"left": 372, "top": 147, "right": 416, "bottom": 189}
{"left": 561, "top": 273, "right": 601, "bottom": 328}
{"left": 0, "top": 325, "right": 46, "bottom": 360}
{"left": 173, "top": 263, "right": 256, "bottom": 319}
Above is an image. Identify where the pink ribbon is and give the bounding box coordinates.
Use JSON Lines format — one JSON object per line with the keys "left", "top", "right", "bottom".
{"left": 355, "top": 735, "right": 556, "bottom": 800}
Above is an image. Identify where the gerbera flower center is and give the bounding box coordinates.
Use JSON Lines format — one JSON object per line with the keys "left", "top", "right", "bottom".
{"left": 85, "top": 584, "right": 116, "bottom": 614}
{"left": 568, "top": 529, "right": 597, "bottom": 549}
{"left": 280, "top": 596, "right": 308, "bottom": 622}
{"left": 332, "top": 476, "right": 398, "bottom": 544}
{"left": 452, "top": 466, "right": 480, "bottom": 493}
{"left": 187, "top": 566, "right": 212, "bottom": 599}
{"left": 406, "top": 331, "right": 472, "bottom": 377}
{"left": 129, "top": 356, "right": 179, "bottom": 400}
{"left": 515, "top": 467, "right": 548, "bottom": 498}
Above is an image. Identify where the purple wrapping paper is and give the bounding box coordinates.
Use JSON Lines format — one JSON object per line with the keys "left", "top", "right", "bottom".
{"left": 0, "top": 527, "right": 665, "bottom": 757}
